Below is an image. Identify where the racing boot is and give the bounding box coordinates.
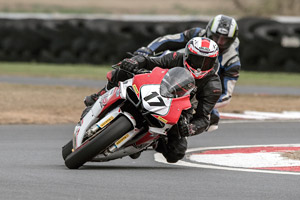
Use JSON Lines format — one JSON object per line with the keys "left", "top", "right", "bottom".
{"left": 84, "top": 87, "right": 107, "bottom": 107}
{"left": 206, "top": 108, "right": 220, "bottom": 132}
{"left": 84, "top": 69, "right": 118, "bottom": 107}
{"left": 154, "top": 132, "right": 187, "bottom": 163}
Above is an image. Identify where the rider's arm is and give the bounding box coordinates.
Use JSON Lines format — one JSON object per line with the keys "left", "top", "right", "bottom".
{"left": 190, "top": 75, "right": 222, "bottom": 134}
{"left": 132, "top": 52, "right": 184, "bottom": 70}
{"left": 146, "top": 28, "right": 204, "bottom": 54}
{"left": 215, "top": 39, "right": 241, "bottom": 108}
{"left": 215, "top": 61, "right": 240, "bottom": 108}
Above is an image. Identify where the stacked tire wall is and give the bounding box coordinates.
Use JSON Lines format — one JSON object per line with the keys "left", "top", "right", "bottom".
{"left": 238, "top": 17, "right": 300, "bottom": 72}
{"left": 0, "top": 15, "right": 207, "bottom": 65}
{"left": 0, "top": 14, "right": 299, "bottom": 72}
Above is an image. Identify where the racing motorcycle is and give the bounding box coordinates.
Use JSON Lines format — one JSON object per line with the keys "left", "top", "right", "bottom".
{"left": 62, "top": 66, "right": 195, "bottom": 169}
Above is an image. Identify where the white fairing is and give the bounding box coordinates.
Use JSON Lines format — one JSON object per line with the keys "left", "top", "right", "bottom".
{"left": 119, "top": 78, "right": 133, "bottom": 99}
{"left": 74, "top": 88, "right": 125, "bottom": 149}
{"left": 74, "top": 98, "right": 104, "bottom": 149}
{"left": 140, "top": 84, "right": 172, "bottom": 116}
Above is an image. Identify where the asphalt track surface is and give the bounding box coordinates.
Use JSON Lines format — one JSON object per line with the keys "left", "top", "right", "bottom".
{"left": 0, "top": 122, "right": 299, "bottom": 200}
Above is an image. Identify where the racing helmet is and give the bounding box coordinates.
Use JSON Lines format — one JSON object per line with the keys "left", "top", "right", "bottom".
{"left": 206, "top": 14, "right": 238, "bottom": 51}
{"left": 184, "top": 37, "right": 219, "bottom": 79}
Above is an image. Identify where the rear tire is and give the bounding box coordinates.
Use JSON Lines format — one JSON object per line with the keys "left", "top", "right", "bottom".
{"left": 64, "top": 116, "right": 133, "bottom": 169}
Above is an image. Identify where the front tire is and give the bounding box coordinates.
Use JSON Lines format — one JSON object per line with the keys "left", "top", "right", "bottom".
{"left": 64, "top": 116, "right": 133, "bottom": 169}
{"left": 62, "top": 140, "right": 73, "bottom": 161}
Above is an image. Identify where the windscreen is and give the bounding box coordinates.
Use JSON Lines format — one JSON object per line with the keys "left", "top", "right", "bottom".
{"left": 160, "top": 67, "right": 195, "bottom": 98}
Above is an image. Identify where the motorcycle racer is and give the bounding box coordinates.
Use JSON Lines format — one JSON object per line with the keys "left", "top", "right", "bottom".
{"left": 85, "top": 37, "right": 222, "bottom": 163}
{"left": 134, "top": 14, "right": 240, "bottom": 132}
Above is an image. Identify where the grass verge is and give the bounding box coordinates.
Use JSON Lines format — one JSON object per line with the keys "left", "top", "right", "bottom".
{"left": 1, "top": 62, "right": 300, "bottom": 87}
{"left": 0, "top": 62, "right": 112, "bottom": 80}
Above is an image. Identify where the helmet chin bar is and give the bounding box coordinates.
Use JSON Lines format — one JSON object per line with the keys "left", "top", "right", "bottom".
{"left": 184, "top": 61, "right": 213, "bottom": 79}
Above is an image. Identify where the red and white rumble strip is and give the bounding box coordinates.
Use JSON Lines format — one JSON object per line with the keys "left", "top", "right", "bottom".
{"left": 154, "top": 144, "right": 300, "bottom": 175}
{"left": 188, "top": 145, "right": 300, "bottom": 171}
{"left": 154, "top": 112, "right": 300, "bottom": 175}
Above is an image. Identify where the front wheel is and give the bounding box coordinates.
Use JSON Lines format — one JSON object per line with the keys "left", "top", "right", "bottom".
{"left": 64, "top": 116, "right": 133, "bottom": 169}
{"left": 62, "top": 140, "right": 73, "bottom": 161}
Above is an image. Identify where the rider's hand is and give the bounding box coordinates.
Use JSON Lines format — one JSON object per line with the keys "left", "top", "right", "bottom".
{"left": 120, "top": 58, "right": 139, "bottom": 73}
{"left": 178, "top": 121, "right": 197, "bottom": 137}
{"left": 178, "top": 111, "right": 196, "bottom": 137}
{"left": 133, "top": 47, "right": 153, "bottom": 56}
{"left": 178, "top": 115, "right": 190, "bottom": 137}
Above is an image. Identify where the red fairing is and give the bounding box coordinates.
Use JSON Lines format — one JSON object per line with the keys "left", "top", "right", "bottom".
{"left": 134, "top": 67, "right": 192, "bottom": 125}
{"left": 132, "top": 67, "right": 168, "bottom": 93}
{"left": 106, "top": 70, "right": 113, "bottom": 82}
{"left": 153, "top": 95, "right": 191, "bottom": 125}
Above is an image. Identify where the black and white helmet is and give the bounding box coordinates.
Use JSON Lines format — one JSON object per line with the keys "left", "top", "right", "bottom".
{"left": 206, "top": 14, "right": 238, "bottom": 51}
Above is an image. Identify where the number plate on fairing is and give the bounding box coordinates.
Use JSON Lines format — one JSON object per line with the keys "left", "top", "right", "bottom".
{"left": 140, "top": 85, "right": 171, "bottom": 116}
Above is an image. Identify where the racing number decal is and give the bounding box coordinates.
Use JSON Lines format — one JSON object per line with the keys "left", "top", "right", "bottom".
{"left": 140, "top": 85, "right": 171, "bottom": 116}
{"left": 143, "top": 92, "right": 166, "bottom": 107}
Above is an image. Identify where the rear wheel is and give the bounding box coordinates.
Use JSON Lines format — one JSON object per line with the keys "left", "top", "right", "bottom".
{"left": 64, "top": 116, "right": 133, "bottom": 169}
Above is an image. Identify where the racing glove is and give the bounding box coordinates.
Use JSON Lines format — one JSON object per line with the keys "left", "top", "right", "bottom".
{"left": 133, "top": 46, "right": 153, "bottom": 56}
{"left": 178, "top": 111, "right": 194, "bottom": 137}
{"left": 178, "top": 122, "right": 202, "bottom": 137}
{"left": 120, "top": 58, "right": 140, "bottom": 73}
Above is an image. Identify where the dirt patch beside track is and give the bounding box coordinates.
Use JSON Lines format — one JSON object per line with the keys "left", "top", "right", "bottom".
{"left": 219, "top": 93, "right": 300, "bottom": 113}
{"left": 0, "top": 83, "right": 94, "bottom": 124}
{"left": 1, "top": 83, "right": 299, "bottom": 125}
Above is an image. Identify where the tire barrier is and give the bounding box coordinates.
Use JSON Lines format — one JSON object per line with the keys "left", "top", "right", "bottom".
{"left": 238, "top": 17, "right": 300, "bottom": 72}
{"left": 0, "top": 14, "right": 299, "bottom": 72}
{"left": 0, "top": 16, "right": 206, "bottom": 65}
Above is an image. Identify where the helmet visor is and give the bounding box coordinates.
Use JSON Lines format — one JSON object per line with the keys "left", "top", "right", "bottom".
{"left": 211, "top": 34, "right": 234, "bottom": 50}
{"left": 186, "top": 54, "right": 216, "bottom": 71}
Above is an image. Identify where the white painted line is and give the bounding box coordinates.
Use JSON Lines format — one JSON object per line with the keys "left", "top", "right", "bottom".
{"left": 244, "top": 111, "right": 300, "bottom": 119}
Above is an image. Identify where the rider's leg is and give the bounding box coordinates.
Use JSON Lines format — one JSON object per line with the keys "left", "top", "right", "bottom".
{"left": 84, "top": 68, "right": 133, "bottom": 107}
{"left": 155, "top": 126, "right": 187, "bottom": 163}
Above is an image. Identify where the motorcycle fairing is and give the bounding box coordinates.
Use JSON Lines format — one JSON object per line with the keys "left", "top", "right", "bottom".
{"left": 96, "top": 87, "right": 123, "bottom": 117}
{"left": 133, "top": 67, "right": 168, "bottom": 88}
{"left": 153, "top": 95, "right": 191, "bottom": 125}
{"left": 73, "top": 67, "right": 192, "bottom": 153}
{"left": 132, "top": 67, "right": 192, "bottom": 125}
